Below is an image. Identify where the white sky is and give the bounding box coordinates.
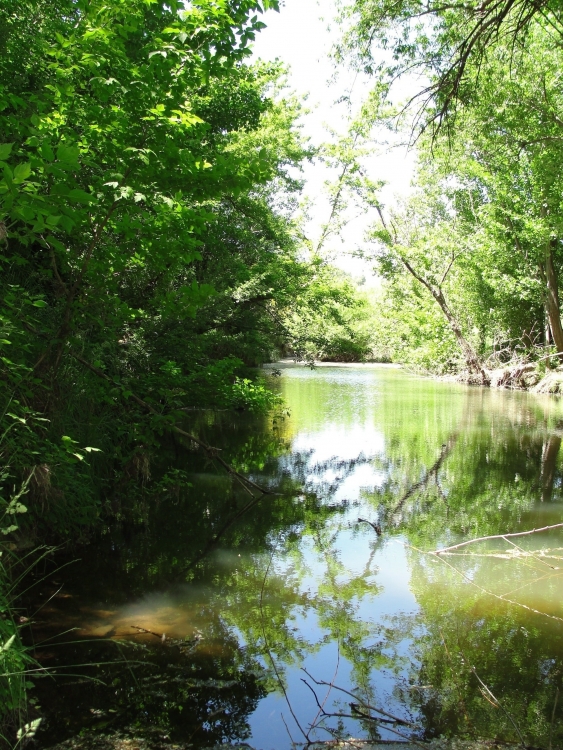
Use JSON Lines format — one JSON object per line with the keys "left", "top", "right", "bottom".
{"left": 251, "top": 0, "right": 417, "bottom": 283}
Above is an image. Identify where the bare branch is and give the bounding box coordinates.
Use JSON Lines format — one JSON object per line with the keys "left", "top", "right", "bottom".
{"left": 433, "top": 522, "right": 563, "bottom": 554}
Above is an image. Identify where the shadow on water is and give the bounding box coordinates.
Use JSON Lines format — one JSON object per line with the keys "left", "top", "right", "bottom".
{"left": 24, "top": 365, "right": 563, "bottom": 748}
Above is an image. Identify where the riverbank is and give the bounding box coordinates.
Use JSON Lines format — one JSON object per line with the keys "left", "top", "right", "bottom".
{"left": 454, "top": 363, "right": 563, "bottom": 393}
{"left": 45, "top": 733, "right": 527, "bottom": 750}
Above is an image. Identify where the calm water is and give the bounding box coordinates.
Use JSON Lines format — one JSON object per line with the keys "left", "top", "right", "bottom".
{"left": 31, "top": 364, "right": 563, "bottom": 748}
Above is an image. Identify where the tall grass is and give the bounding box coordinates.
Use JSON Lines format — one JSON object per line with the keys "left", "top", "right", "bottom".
{"left": 0, "top": 547, "right": 38, "bottom": 750}
{"left": 0, "top": 471, "right": 42, "bottom": 749}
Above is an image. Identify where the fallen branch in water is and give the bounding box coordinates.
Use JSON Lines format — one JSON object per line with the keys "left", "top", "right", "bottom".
{"left": 131, "top": 625, "right": 166, "bottom": 641}
{"left": 433, "top": 522, "right": 563, "bottom": 555}
{"left": 405, "top": 541, "right": 563, "bottom": 624}
{"left": 301, "top": 668, "right": 418, "bottom": 728}
{"left": 358, "top": 518, "right": 382, "bottom": 535}
{"left": 298, "top": 681, "right": 426, "bottom": 749}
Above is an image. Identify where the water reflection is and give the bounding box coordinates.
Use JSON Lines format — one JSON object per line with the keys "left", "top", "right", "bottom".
{"left": 31, "top": 365, "right": 563, "bottom": 748}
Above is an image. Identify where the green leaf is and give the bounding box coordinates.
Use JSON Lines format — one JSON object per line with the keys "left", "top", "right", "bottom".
{"left": 19, "top": 205, "right": 36, "bottom": 221}
{"left": 57, "top": 144, "right": 80, "bottom": 165}
{"left": 13, "top": 162, "right": 32, "bottom": 183}
{"left": 45, "top": 235, "right": 66, "bottom": 251}
{"left": 39, "top": 144, "right": 55, "bottom": 161}
{"left": 68, "top": 188, "right": 94, "bottom": 204}
{"left": 0, "top": 144, "right": 13, "bottom": 160}
{"left": 32, "top": 299, "right": 48, "bottom": 308}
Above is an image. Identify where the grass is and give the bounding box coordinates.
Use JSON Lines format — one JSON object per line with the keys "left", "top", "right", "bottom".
{"left": 0, "top": 545, "right": 39, "bottom": 750}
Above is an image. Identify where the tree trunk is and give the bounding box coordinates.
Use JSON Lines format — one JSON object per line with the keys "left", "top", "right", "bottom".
{"left": 544, "top": 239, "right": 563, "bottom": 354}
{"left": 432, "top": 288, "right": 487, "bottom": 378}
{"left": 399, "top": 256, "right": 489, "bottom": 383}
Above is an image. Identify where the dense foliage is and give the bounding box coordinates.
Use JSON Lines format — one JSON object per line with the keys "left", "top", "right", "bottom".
{"left": 0, "top": 0, "right": 372, "bottom": 545}
{"left": 0, "top": 0, "right": 376, "bottom": 741}
{"left": 336, "top": 2, "right": 563, "bottom": 380}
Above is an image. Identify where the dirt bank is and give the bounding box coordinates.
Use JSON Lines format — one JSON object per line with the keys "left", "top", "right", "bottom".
{"left": 455, "top": 364, "right": 563, "bottom": 394}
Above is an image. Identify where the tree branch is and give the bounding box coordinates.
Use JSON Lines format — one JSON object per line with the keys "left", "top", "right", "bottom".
{"left": 433, "top": 522, "right": 563, "bottom": 554}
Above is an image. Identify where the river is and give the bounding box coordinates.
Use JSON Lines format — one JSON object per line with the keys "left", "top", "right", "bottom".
{"left": 30, "top": 363, "right": 563, "bottom": 748}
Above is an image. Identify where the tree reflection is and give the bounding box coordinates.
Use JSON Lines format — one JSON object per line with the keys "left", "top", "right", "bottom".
{"left": 396, "top": 545, "right": 563, "bottom": 746}
{"left": 30, "top": 370, "right": 563, "bottom": 748}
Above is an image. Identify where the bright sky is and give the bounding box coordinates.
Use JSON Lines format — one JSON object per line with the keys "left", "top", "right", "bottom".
{"left": 251, "top": 0, "right": 417, "bottom": 283}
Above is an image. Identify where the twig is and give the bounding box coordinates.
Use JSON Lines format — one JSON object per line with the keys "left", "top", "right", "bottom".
{"left": 501, "top": 535, "right": 556, "bottom": 570}
{"left": 499, "top": 568, "right": 563, "bottom": 598}
{"left": 301, "top": 669, "right": 417, "bottom": 727}
{"left": 418, "top": 544, "right": 563, "bottom": 623}
{"left": 280, "top": 712, "right": 297, "bottom": 747}
{"left": 433, "top": 523, "right": 563, "bottom": 554}
{"left": 350, "top": 703, "right": 405, "bottom": 724}
{"left": 130, "top": 625, "right": 165, "bottom": 641}
{"left": 469, "top": 665, "right": 526, "bottom": 748}
{"left": 390, "top": 435, "right": 457, "bottom": 518}
{"left": 312, "top": 710, "right": 427, "bottom": 749}
{"left": 305, "top": 646, "right": 341, "bottom": 739}
{"left": 300, "top": 677, "right": 423, "bottom": 748}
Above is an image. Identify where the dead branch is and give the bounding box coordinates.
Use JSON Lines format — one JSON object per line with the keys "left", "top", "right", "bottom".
{"left": 433, "top": 522, "right": 563, "bottom": 554}
{"left": 358, "top": 518, "right": 382, "bottom": 535}
{"left": 412, "top": 542, "right": 563, "bottom": 623}
{"left": 306, "top": 708, "right": 427, "bottom": 749}
{"left": 130, "top": 625, "right": 166, "bottom": 641}
{"left": 301, "top": 668, "right": 418, "bottom": 727}
{"left": 468, "top": 665, "right": 526, "bottom": 747}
